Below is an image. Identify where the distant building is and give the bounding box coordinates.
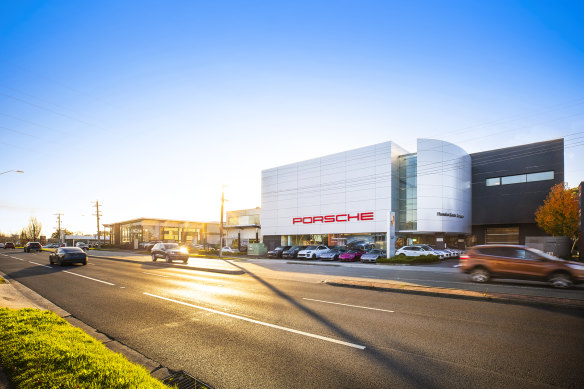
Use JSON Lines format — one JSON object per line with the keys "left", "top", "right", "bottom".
{"left": 225, "top": 207, "right": 261, "bottom": 250}
{"left": 103, "top": 218, "right": 220, "bottom": 247}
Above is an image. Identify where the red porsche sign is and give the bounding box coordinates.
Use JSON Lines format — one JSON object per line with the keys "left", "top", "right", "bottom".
{"left": 292, "top": 212, "right": 374, "bottom": 224}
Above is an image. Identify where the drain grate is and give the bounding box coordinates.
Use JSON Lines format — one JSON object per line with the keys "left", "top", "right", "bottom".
{"left": 163, "top": 370, "right": 213, "bottom": 389}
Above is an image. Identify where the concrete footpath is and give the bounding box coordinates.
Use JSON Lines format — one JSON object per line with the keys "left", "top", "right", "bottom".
{"left": 324, "top": 278, "right": 584, "bottom": 310}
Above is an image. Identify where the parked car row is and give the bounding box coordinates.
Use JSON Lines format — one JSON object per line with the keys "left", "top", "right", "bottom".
{"left": 267, "top": 245, "right": 389, "bottom": 263}
{"left": 395, "top": 245, "right": 462, "bottom": 259}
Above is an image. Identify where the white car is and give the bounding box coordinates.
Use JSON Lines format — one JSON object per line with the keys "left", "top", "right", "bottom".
{"left": 396, "top": 246, "right": 445, "bottom": 259}
{"left": 0, "top": 243, "right": 4, "bottom": 249}
{"left": 414, "top": 244, "right": 450, "bottom": 258}
{"left": 220, "top": 247, "right": 238, "bottom": 254}
{"left": 297, "top": 245, "right": 330, "bottom": 259}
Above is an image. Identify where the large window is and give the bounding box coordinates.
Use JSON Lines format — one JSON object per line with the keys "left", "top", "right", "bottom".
{"left": 486, "top": 171, "right": 554, "bottom": 186}
{"left": 398, "top": 154, "right": 417, "bottom": 230}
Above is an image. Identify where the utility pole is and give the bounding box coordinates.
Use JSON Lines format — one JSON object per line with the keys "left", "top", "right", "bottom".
{"left": 92, "top": 201, "right": 102, "bottom": 248}
{"left": 219, "top": 188, "right": 225, "bottom": 258}
{"left": 54, "top": 213, "right": 63, "bottom": 245}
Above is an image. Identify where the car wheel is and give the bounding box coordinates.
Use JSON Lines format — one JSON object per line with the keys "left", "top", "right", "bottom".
{"left": 183, "top": 258, "right": 188, "bottom": 264}
{"left": 152, "top": 254, "right": 157, "bottom": 262}
{"left": 82, "top": 260, "right": 87, "bottom": 265}
{"left": 312, "top": 254, "right": 316, "bottom": 260}
{"left": 549, "top": 272, "right": 573, "bottom": 289}
{"left": 165, "top": 254, "right": 171, "bottom": 263}
{"left": 49, "top": 257, "right": 53, "bottom": 265}
{"left": 470, "top": 267, "right": 490, "bottom": 283}
{"left": 58, "top": 259, "right": 64, "bottom": 267}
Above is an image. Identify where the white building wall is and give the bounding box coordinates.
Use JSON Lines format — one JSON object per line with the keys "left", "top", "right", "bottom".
{"left": 261, "top": 142, "right": 406, "bottom": 236}
{"left": 416, "top": 139, "right": 472, "bottom": 234}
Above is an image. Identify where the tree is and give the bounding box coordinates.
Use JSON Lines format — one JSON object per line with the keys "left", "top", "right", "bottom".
{"left": 535, "top": 183, "right": 579, "bottom": 250}
{"left": 21, "top": 217, "right": 42, "bottom": 242}
{"left": 51, "top": 229, "right": 72, "bottom": 240}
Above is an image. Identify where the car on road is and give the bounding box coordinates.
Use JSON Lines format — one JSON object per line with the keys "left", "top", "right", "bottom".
{"left": 339, "top": 249, "right": 365, "bottom": 262}
{"left": 44, "top": 243, "right": 59, "bottom": 248}
{"left": 396, "top": 245, "right": 445, "bottom": 259}
{"left": 75, "top": 242, "right": 89, "bottom": 251}
{"left": 151, "top": 243, "right": 189, "bottom": 263}
{"left": 220, "top": 247, "right": 238, "bottom": 254}
{"left": 320, "top": 247, "right": 347, "bottom": 261}
{"left": 361, "top": 249, "right": 386, "bottom": 263}
{"left": 459, "top": 244, "right": 584, "bottom": 288}
{"left": 4, "top": 242, "right": 15, "bottom": 249}
{"left": 0, "top": 243, "right": 3, "bottom": 248}
{"left": 282, "top": 246, "right": 307, "bottom": 259}
{"left": 24, "top": 242, "right": 43, "bottom": 253}
{"left": 267, "top": 246, "right": 291, "bottom": 259}
{"left": 49, "top": 247, "right": 87, "bottom": 266}
{"left": 297, "top": 245, "right": 330, "bottom": 260}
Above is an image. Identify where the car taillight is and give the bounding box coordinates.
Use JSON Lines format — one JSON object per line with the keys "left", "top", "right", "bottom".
{"left": 460, "top": 254, "right": 470, "bottom": 260}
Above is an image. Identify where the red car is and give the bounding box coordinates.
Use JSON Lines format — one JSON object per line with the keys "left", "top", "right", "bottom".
{"left": 4, "top": 242, "right": 15, "bottom": 249}
{"left": 338, "top": 249, "right": 365, "bottom": 262}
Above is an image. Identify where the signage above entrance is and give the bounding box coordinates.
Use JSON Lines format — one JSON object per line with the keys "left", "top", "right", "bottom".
{"left": 437, "top": 212, "right": 464, "bottom": 219}
{"left": 293, "top": 212, "right": 374, "bottom": 224}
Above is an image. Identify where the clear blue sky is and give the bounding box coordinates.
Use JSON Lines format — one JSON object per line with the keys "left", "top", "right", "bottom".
{"left": 1, "top": 0, "right": 583, "bottom": 236}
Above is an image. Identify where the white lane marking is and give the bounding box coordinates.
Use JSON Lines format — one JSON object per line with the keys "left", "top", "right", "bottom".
{"left": 29, "top": 261, "right": 52, "bottom": 269}
{"left": 62, "top": 271, "right": 115, "bottom": 286}
{"left": 362, "top": 276, "right": 379, "bottom": 278}
{"left": 144, "top": 292, "right": 365, "bottom": 350}
{"left": 10, "top": 256, "right": 24, "bottom": 261}
{"left": 303, "top": 298, "right": 395, "bottom": 313}
{"left": 142, "top": 272, "right": 169, "bottom": 278}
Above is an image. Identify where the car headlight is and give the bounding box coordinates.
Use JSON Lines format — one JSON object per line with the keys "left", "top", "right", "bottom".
{"left": 179, "top": 247, "right": 188, "bottom": 254}
{"left": 567, "top": 264, "right": 584, "bottom": 271}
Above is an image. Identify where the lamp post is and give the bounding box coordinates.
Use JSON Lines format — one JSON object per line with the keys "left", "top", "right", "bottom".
{"left": 0, "top": 170, "right": 24, "bottom": 175}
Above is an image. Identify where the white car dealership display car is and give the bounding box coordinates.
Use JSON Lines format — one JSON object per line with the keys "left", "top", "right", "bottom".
{"left": 396, "top": 245, "right": 445, "bottom": 259}
{"left": 296, "top": 245, "right": 330, "bottom": 259}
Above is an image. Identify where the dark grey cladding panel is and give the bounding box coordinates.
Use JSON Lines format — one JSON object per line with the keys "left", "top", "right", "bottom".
{"left": 470, "top": 139, "right": 564, "bottom": 225}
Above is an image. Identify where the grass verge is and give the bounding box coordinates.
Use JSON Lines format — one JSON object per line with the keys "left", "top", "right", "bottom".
{"left": 0, "top": 277, "right": 5, "bottom": 284}
{"left": 0, "top": 308, "right": 172, "bottom": 389}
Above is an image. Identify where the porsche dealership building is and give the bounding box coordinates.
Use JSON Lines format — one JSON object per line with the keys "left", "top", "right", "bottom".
{"left": 261, "top": 138, "right": 564, "bottom": 254}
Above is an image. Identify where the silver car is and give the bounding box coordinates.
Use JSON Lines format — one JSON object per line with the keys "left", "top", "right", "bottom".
{"left": 361, "top": 249, "right": 386, "bottom": 263}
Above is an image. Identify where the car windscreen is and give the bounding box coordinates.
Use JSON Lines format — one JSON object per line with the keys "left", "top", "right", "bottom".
{"left": 164, "top": 243, "right": 179, "bottom": 249}
{"left": 305, "top": 246, "right": 317, "bottom": 250}
{"left": 63, "top": 248, "right": 84, "bottom": 253}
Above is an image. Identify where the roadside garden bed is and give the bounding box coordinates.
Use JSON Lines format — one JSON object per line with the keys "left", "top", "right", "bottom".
{"left": 377, "top": 254, "right": 441, "bottom": 265}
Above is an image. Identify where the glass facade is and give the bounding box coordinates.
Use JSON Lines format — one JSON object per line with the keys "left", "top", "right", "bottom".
{"left": 281, "top": 233, "right": 387, "bottom": 250}
{"left": 398, "top": 154, "right": 417, "bottom": 231}
{"left": 487, "top": 171, "right": 554, "bottom": 186}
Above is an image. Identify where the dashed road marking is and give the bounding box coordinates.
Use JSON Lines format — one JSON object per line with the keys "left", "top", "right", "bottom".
{"left": 144, "top": 292, "right": 366, "bottom": 350}
{"left": 62, "top": 271, "right": 115, "bottom": 285}
{"left": 142, "top": 272, "right": 169, "bottom": 278}
{"left": 303, "top": 298, "right": 395, "bottom": 313}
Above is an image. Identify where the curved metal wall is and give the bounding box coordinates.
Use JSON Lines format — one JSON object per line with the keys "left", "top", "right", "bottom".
{"left": 415, "top": 139, "right": 471, "bottom": 234}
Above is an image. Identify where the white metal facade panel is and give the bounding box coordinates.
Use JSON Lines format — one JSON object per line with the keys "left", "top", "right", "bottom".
{"left": 416, "top": 139, "right": 472, "bottom": 234}
{"left": 261, "top": 142, "right": 404, "bottom": 236}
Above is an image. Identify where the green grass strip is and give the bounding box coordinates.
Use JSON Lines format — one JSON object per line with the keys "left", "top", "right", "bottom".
{"left": 377, "top": 254, "right": 442, "bottom": 264}
{"left": 0, "top": 308, "right": 172, "bottom": 389}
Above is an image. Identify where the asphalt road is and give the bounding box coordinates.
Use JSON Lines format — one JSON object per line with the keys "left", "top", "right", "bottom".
{"left": 1, "top": 250, "right": 583, "bottom": 389}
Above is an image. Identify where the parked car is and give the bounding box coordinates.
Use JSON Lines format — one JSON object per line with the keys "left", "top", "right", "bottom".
{"left": 75, "top": 242, "right": 89, "bottom": 251}
{"left": 339, "top": 249, "right": 365, "bottom": 262}
{"left": 24, "top": 242, "right": 43, "bottom": 253}
{"left": 0, "top": 243, "right": 4, "bottom": 249}
{"left": 282, "top": 246, "right": 307, "bottom": 259}
{"left": 151, "top": 243, "right": 189, "bottom": 263}
{"left": 297, "top": 245, "right": 330, "bottom": 259}
{"left": 459, "top": 244, "right": 584, "bottom": 288}
{"left": 267, "top": 246, "right": 291, "bottom": 259}
{"left": 143, "top": 241, "right": 162, "bottom": 252}
{"left": 4, "top": 242, "right": 15, "bottom": 249}
{"left": 414, "top": 244, "right": 450, "bottom": 258}
{"left": 443, "top": 248, "right": 460, "bottom": 258}
{"left": 396, "top": 246, "right": 445, "bottom": 259}
{"left": 44, "top": 243, "right": 59, "bottom": 249}
{"left": 320, "top": 247, "right": 347, "bottom": 261}
{"left": 347, "top": 240, "right": 375, "bottom": 251}
{"left": 49, "top": 247, "right": 87, "bottom": 266}
{"left": 220, "top": 247, "right": 238, "bottom": 254}
{"left": 361, "top": 249, "right": 386, "bottom": 263}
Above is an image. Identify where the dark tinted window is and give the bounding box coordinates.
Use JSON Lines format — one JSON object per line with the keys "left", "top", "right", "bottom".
{"left": 63, "top": 248, "right": 84, "bottom": 253}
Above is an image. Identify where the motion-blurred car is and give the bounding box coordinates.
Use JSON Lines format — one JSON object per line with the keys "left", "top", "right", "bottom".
{"left": 361, "top": 249, "right": 386, "bottom": 263}
{"left": 339, "top": 249, "right": 365, "bottom": 262}
{"left": 320, "top": 247, "right": 347, "bottom": 261}
{"left": 151, "top": 243, "right": 189, "bottom": 263}
{"left": 267, "top": 246, "right": 291, "bottom": 259}
{"left": 282, "top": 246, "right": 307, "bottom": 259}
{"left": 396, "top": 246, "right": 445, "bottom": 259}
{"left": 49, "top": 247, "right": 87, "bottom": 266}
{"left": 75, "top": 242, "right": 89, "bottom": 251}
{"left": 220, "top": 247, "right": 238, "bottom": 254}
{"left": 459, "top": 244, "right": 584, "bottom": 288}
{"left": 44, "top": 243, "right": 59, "bottom": 249}
{"left": 297, "top": 245, "right": 330, "bottom": 259}
{"left": 4, "top": 242, "right": 15, "bottom": 249}
{"left": 24, "top": 242, "right": 43, "bottom": 253}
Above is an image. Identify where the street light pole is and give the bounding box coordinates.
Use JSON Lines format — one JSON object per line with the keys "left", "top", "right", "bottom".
{"left": 0, "top": 170, "right": 24, "bottom": 175}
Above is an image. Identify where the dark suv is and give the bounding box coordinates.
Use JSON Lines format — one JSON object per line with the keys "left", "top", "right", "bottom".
{"left": 459, "top": 244, "right": 584, "bottom": 288}
{"left": 24, "top": 242, "right": 42, "bottom": 253}
{"left": 267, "top": 246, "right": 291, "bottom": 259}
{"left": 282, "top": 246, "right": 307, "bottom": 259}
{"left": 151, "top": 243, "right": 189, "bottom": 263}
